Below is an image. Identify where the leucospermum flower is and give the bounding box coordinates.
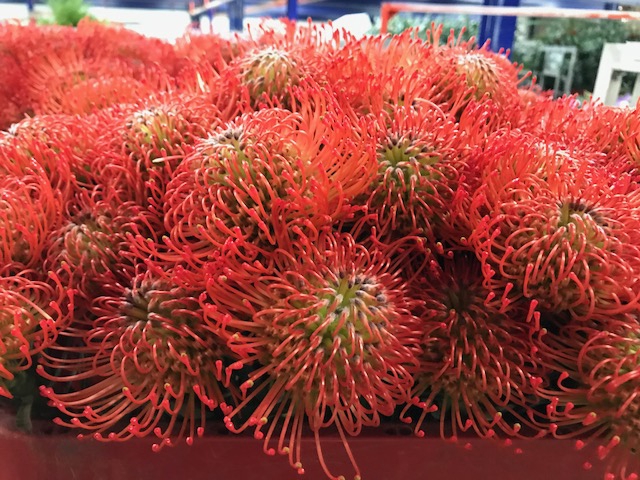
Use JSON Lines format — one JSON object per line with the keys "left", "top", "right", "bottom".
{"left": 533, "top": 322, "right": 640, "bottom": 480}
{"left": 364, "top": 103, "right": 471, "bottom": 243}
{"left": 325, "top": 29, "right": 468, "bottom": 116}
{"left": 0, "top": 172, "right": 63, "bottom": 273}
{"left": 1, "top": 272, "right": 69, "bottom": 399}
{"left": 217, "top": 20, "right": 337, "bottom": 111}
{"left": 470, "top": 135, "right": 640, "bottom": 322}
{"left": 106, "top": 93, "right": 222, "bottom": 211}
{"left": 162, "top": 104, "right": 364, "bottom": 264}
{"left": 1, "top": 124, "right": 86, "bottom": 207}
{"left": 38, "top": 266, "right": 236, "bottom": 449}
{"left": 45, "top": 186, "right": 159, "bottom": 302}
{"left": 428, "top": 27, "right": 524, "bottom": 124}
{"left": 400, "top": 253, "right": 543, "bottom": 443}
{"left": 201, "top": 232, "right": 421, "bottom": 479}
{"left": 25, "top": 47, "right": 170, "bottom": 116}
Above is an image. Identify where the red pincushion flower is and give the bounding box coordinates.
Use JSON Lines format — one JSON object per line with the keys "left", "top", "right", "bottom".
{"left": 0, "top": 172, "right": 63, "bottom": 274}
{"left": 162, "top": 102, "right": 370, "bottom": 264}
{"left": 400, "top": 252, "right": 544, "bottom": 443}
{"left": 534, "top": 321, "right": 640, "bottom": 480}
{"left": 38, "top": 266, "right": 236, "bottom": 449}
{"left": 469, "top": 134, "right": 640, "bottom": 322}
{"left": 325, "top": 29, "right": 467, "bottom": 116}
{"left": 99, "top": 93, "right": 223, "bottom": 211}
{"left": 0, "top": 272, "right": 69, "bottom": 399}
{"left": 622, "top": 103, "right": 640, "bottom": 167}
{"left": 74, "top": 19, "right": 178, "bottom": 76}
{"left": 25, "top": 48, "right": 171, "bottom": 116}
{"left": 215, "top": 19, "right": 337, "bottom": 111}
{"left": 45, "top": 186, "right": 160, "bottom": 302}
{"left": 201, "top": 232, "right": 421, "bottom": 479}
{"left": 362, "top": 102, "right": 473, "bottom": 244}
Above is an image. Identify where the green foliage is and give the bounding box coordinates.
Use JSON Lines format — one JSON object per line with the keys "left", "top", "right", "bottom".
{"left": 369, "top": 13, "right": 479, "bottom": 43}
{"left": 45, "top": 0, "right": 92, "bottom": 26}
{"left": 522, "top": 18, "right": 630, "bottom": 93}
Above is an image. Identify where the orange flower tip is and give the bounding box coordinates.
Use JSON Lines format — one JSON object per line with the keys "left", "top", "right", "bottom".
{"left": 122, "top": 387, "right": 129, "bottom": 392}
{"left": 464, "top": 442, "right": 473, "bottom": 451}
{"left": 259, "top": 417, "right": 268, "bottom": 425}
{"left": 583, "top": 462, "right": 593, "bottom": 471}
{"left": 575, "top": 440, "right": 586, "bottom": 450}
{"left": 294, "top": 462, "right": 303, "bottom": 469}
{"left": 36, "top": 365, "right": 44, "bottom": 370}
{"left": 354, "top": 476, "right": 362, "bottom": 480}
{"left": 597, "top": 445, "right": 608, "bottom": 460}
{"left": 338, "top": 476, "right": 346, "bottom": 480}
{"left": 282, "top": 447, "right": 290, "bottom": 454}
{"left": 583, "top": 412, "right": 599, "bottom": 426}
{"left": 513, "top": 423, "right": 522, "bottom": 432}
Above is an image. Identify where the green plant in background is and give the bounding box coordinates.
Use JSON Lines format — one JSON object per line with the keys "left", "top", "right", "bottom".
{"left": 518, "top": 18, "right": 630, "bottom": 94}
{"left": 39, "top": 0, "right": 93, "bottom": 26}
{"left": 369, "top": 13, "right": 479, "bottom": 42}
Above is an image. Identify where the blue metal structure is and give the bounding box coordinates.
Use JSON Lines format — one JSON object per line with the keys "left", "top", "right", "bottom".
{"left": 477, "top": 0, "right": 522, "bottom": 52}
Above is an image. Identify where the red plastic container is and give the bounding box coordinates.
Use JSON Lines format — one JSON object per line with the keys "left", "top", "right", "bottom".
{"left": 0, "top": 412, "right": 607, "bottom": 480}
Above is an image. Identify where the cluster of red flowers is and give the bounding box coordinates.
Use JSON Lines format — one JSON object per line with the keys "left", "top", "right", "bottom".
{"left": 2, "top": 18, "right": 640, "bottom": 480}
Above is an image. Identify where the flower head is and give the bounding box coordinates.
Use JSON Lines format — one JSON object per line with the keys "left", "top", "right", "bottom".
{"left": 363, "top": 102, "right": 471, "bottom": 243}
{"left": 400, "top": 253, "right": 543, "bottom": 443}
{"left": 1, "top": 272, "right": 69, "bottom": 399}
{"left": 45, "top": 186, "right": 159, "bottom": 302}
{"left": 0, "top": 173, "right": 63, "bottom": 273}
{"left": 38, "top": 266, "right": 236, "bottom": 449}
{"left": 201, "top": 231, "right": 421, "bottom": 479}
{"left": 470, "top": 135, "right": 640, "bottom": 322}
{"left": 534, "top": 321, "right": 640, "bottom": 480}
{"left": 163, "top": 103, "right": 364, "bottom": 264}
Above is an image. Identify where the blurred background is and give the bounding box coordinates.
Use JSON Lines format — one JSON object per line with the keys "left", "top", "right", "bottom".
{"left": 1, "top": 0, "right": 639, "bottom": 101}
